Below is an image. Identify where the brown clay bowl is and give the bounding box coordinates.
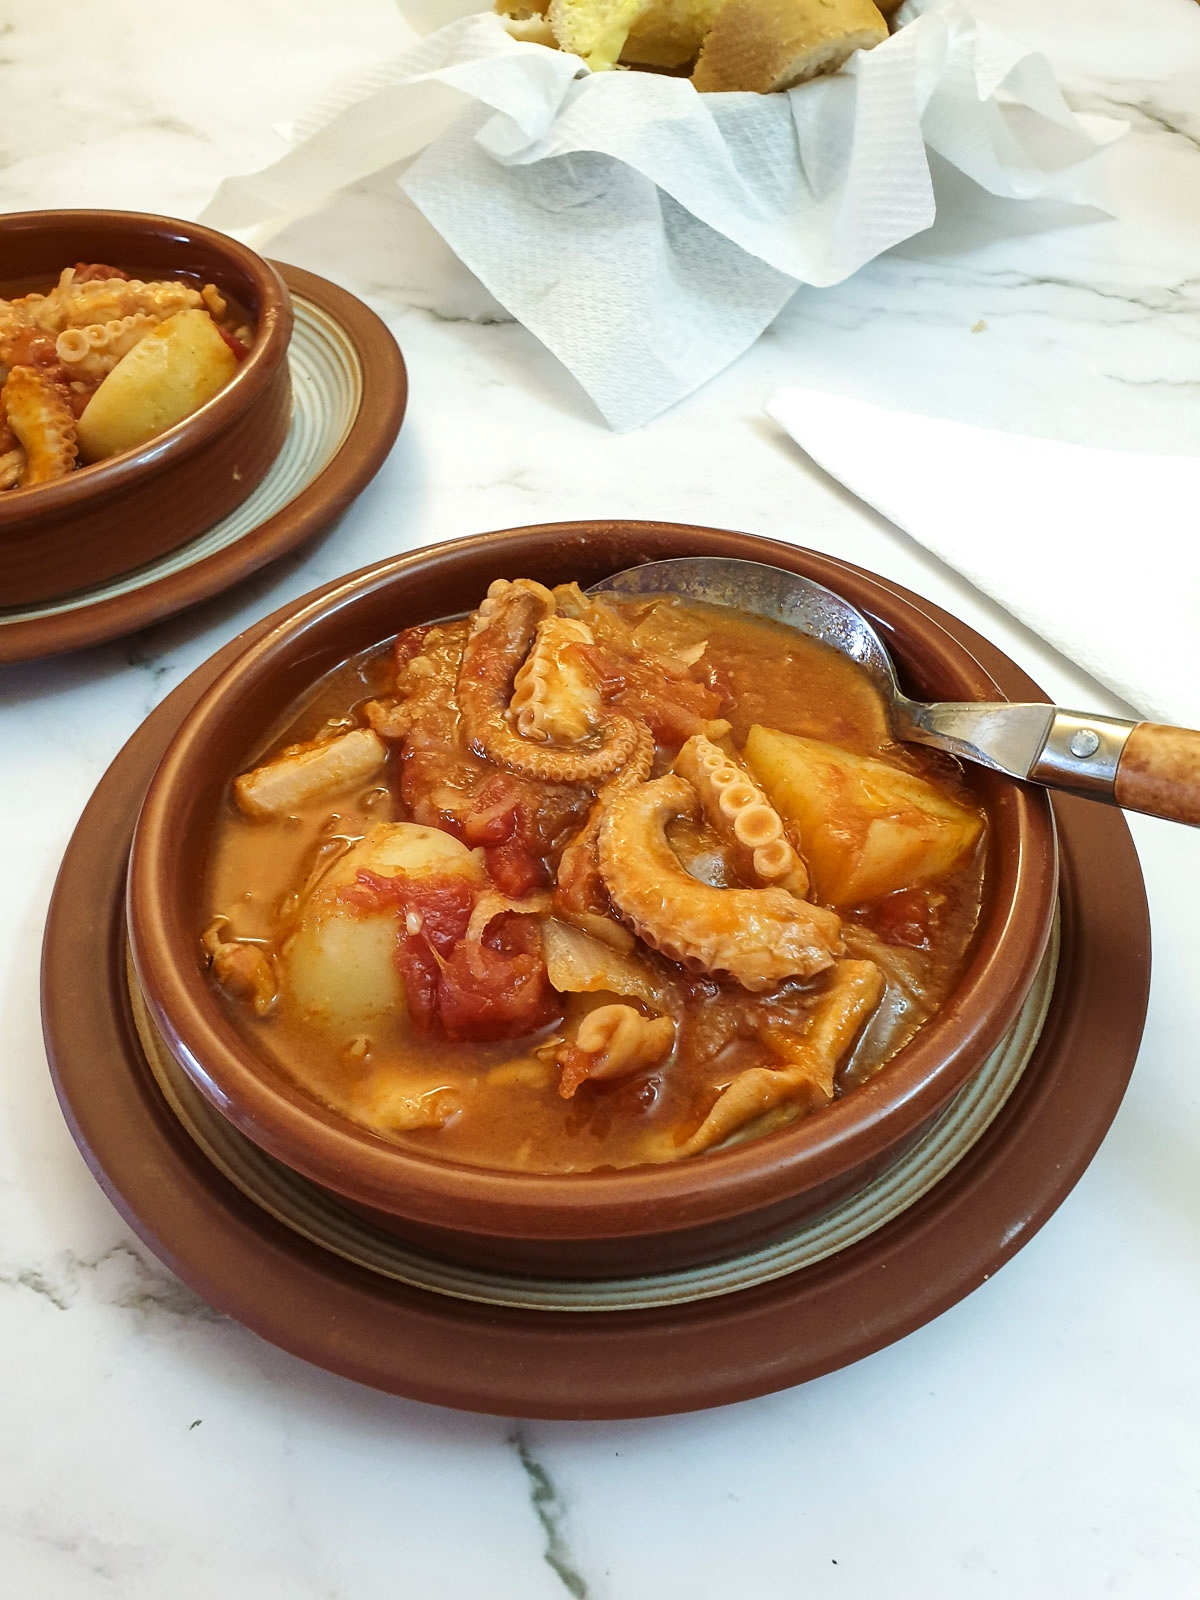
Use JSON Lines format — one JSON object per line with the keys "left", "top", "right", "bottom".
{"left": 0, "top": 210, "right": 293, "bottom": 607}
{"left": 126, "top": 521, "right": 1059, "bottom": 1279}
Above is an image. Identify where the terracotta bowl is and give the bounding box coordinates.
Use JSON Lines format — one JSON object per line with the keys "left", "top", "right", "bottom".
{"left": 127, "top": 522, "right": 1058, "bottom": 1278}
{"left": 0, "top": 210, "right": 293, "bottom": 607}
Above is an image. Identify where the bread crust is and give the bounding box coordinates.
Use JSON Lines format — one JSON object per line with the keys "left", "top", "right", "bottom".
{"left": 692, "top": 0, "right": 888, "bottom": 93}
{"left": 622, "top": 0, "right": 723, "bottom": 67}
{"left": 500, "top": 0, "right": 892, "bottom": 88}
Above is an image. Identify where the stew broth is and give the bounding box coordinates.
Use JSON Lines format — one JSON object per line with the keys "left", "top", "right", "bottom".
{"left": 204, "top": 584, "right": 986, "bottom": 1173}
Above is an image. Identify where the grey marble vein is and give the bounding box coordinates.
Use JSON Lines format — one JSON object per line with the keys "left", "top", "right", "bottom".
{"left": 511, "top": 1430, "right": 591, "bottom": 1599}
{"left": 1079, "top": 86, "right": 1200, "bottom": 152}
{"left": 2, "top": 1242, "right": 222, "bottom": 1322}
{"left": 8, "top": 1514, "right": 154, "bottom": 1588}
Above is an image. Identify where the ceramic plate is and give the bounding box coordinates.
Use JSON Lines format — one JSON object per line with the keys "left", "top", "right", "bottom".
{"left": 126, "top": 922, "right": 1059, "bottom": 1313}
{"left": 42, "top": 540, "right": 1151, "bottom": 1419}
{"left": 0, "top": 264, "right": 406, "bottom": 663}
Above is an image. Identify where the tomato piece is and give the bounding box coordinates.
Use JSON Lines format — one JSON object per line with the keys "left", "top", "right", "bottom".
{"left": 693, "top": 661, "right": 736, "bottom": 707}
{"left": 339, "top": 870, "right": 555, "bottom": 1039}
{"left": 552, "top": 818, "right": 611, "bottom": 924}
{"left": 485, "top": 840, "right": 548, "bottom": 898}
{"left": 396, "top": 937, "right": 441, "bottom": 1032}
{"left": 438, "top": 941, "right": 558, "bottom": 1041}
{"left": 461, "top": 771, "right": 581, "bottom": 866}
{"left": 7, "top": 327, "right": 61, "bottom": 370}
{"left": 865, "top": 887, "right": 935, "bottom": 950}
{"left": 609, "top": 660, "right": 725, "bottom": 746}
{"left": 461, "top": 772, "right": 520, "bottom": 847}
{"left": 215, "top": 324, "right": 249, "bottom": 361}
{"left": 340, "top": 871, "right": 473, "bottom": 953}
{"left": 557, "top": 1044, "right": 594, "bottom": 1099}
{"left": 575, "top": 643, "right": 627, "bottom": 700}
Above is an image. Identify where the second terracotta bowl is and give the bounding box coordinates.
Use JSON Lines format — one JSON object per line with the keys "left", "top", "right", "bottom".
{"left": 126, "top": 522, "right": 1058, "bottom": 1278}
{"left": 0, "top": 210, "right": 293, "bottom": 607}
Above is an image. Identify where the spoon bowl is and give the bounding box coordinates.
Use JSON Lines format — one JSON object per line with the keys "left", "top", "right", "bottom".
{"left": 594, "top": 556, "right": 1200, "bottom": 826}
{"left": 594, "top": 555, "right": 903, "bottom": 700}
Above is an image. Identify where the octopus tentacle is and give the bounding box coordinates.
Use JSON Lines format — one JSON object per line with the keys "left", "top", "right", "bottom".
{"left": 598, "top": 774, "right": 842, "bottom": 991}
{"left": 552, "top": 718, "right": 655, "bottom": 950}
{"left": 3, "top": 367, "right": 77, "bottom": 486}
{"left": 23, "top": 270, "right": 203, "bottom": 334}
{"left": 456, "top": 578, "right": 641, "bottom": 784}
{"left": 55, "top": 312, "right": 157, "bottom": 383}
{"left": 0, "top": 448, "right": 23, "bottom": 490}
{"left": 675, "top": 959, "right": 884, "bottom": 1156}
{"left": 0, "top": 303, "right": 28, "bottom": 375}
{"left": 617, "top": 716, "right": 656, "bottom": 787}
{"left": 674, "top": 733, "right": 809, "bottom": 897}
{"left": 556, "top": 1003, "right": 675, "bottom": 1098}
{"left": 510, "top": 615, "right": 603, "bottom": 743}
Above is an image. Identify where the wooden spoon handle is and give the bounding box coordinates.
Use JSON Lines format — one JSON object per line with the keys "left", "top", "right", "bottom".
{"left": 1026, "top": 711, "right": 1200, "bottom": 825}
{"left": 1114, "top": 722, "right": 1200, "bottom": 826}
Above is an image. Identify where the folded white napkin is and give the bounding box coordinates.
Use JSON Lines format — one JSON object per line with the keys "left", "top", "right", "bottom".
{"left": 766, "top": 388, "right": 1199, "bottom": 728}
{"left": 204, "top": 0, "right": 1123, "bottom": 430}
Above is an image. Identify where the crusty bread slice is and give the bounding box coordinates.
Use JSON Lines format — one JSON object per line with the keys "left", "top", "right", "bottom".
{"left": 494, "top": 0, "right": 557, "bottom": 45}
{"left": 621, "top": 0, "right": 724, "bottom": 68}
{"left": 692, "top": 0, "right": 887, "bottom": 93}
{"left": 548, "top": 0, "right": 654, "bottom": 69}
{"left": 499, "top": 12, "right": 559, "bottom": 44}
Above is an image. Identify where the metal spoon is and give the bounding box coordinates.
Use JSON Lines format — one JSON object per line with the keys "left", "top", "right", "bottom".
{"left": 590, "top": 556, "right": 1200, "bottom": 826}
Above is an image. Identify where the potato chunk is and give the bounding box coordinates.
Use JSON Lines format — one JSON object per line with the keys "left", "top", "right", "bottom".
{"left": 324, "top": 824, "right": 485, "bottom": 888}
{"left": 282, "top": 823, "right": 485, "bottom": 1028}
{"left": 743, "top": 726, "right": 982, "bottom": 907}
{"left": 76, "top": 308, "right": 238, "bottom": 462}
{"left": 285, "top": 910, "right": 405, "bottom": 1028}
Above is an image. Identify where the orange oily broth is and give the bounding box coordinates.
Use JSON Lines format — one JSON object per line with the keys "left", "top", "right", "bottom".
{"left": 638, "top": 596, "right": 890, "bottom": 751}
{"left": 204, "top": 596, "right": 986, "bottom": 1173}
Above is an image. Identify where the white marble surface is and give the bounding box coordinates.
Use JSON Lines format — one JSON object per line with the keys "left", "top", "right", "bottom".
{"left": 3, "top": 1, "right": 1200, "bottom": 1594}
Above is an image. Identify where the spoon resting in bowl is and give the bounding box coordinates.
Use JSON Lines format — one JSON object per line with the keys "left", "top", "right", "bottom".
{"left": 591, "top": 557, "right": 1200, "bottom": 827}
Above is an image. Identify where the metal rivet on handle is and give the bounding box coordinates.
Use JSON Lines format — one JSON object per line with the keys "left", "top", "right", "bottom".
{"left": 1069, "top": 728, "right": 1101, "bottom": 759}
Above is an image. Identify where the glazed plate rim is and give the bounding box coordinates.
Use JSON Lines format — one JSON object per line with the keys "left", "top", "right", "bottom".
{"left": 41, "top": 528, "right": 1151, "bottom": 1419}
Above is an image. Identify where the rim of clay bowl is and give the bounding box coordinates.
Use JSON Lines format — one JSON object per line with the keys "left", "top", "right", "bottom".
{"left": 0, "top": 209, "right": 292, "bottom": 523}
{"left": 126, "top": 523, "right": 1059, "bottom": 1244}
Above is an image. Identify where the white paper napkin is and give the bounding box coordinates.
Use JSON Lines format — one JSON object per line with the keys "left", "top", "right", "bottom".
{"left": 766, "top": 387, "right": 1200, "bottom": 729}
{"left": 203, "top": 0, "right": 1123, "bottom": 430}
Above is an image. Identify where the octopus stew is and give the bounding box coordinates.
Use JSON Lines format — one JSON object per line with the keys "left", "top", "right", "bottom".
{"left": 0, "top": 264, "right": 253, "bottom": 492}
{"left": 204, "top": 579, "right": 986, "bottom": 1172}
